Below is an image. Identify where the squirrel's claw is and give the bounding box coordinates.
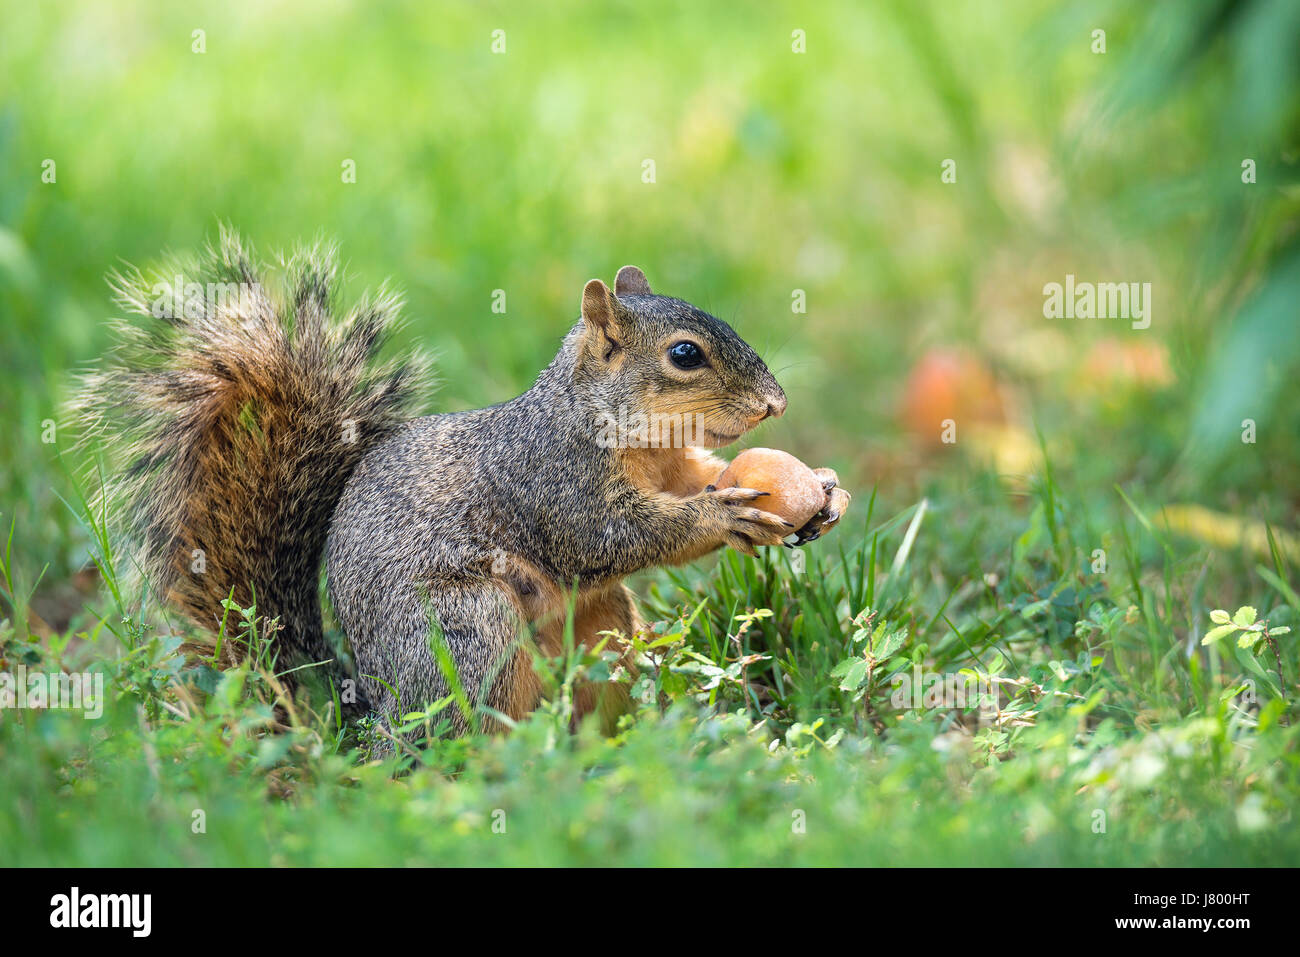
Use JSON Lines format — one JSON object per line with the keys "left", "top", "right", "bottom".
{"left": 735, "top": 507, "right": 794, "bottom": 548}
{"left": 793, "top": 471, "right": 851, "bottom": 546}
{"left": 705, "top": 486, "right": 790, "bottom": 552}
{"left": 713, "top": 486, "right": 769, "bottom": 504}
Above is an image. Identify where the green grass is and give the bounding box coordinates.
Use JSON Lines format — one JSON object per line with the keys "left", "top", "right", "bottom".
{"left": 2, "top": 455, "right": 1298, "bottom": 866}
{"left": 2, "top": 0, "right": 1299, "bottom": 865}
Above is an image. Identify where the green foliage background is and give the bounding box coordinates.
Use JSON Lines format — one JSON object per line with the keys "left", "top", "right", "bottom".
{"left": 1, "top": 0, "right": 1298, "bottom": 866}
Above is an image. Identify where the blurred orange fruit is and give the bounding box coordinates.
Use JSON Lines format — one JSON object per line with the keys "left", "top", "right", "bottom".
{"left": 1078, "top": 338, "right": 1174, "bottom": 394}
{"left": 901, "top": 349, "right": 1004, "bottom": 445}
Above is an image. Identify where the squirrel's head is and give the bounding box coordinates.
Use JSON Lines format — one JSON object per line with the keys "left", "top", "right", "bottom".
{"left": 571, "top": 266, "right": 786, "bottom": 449}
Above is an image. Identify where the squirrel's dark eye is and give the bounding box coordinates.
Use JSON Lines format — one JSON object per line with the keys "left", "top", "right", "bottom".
{"left": 668, "top": 340, "right": 706, "bottom": 370}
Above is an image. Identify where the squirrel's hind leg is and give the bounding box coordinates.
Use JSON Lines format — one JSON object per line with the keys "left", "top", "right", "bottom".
{"left": 381, "top": 577, "right": 542, "bottom": 736}
{"left": 569, "top": 583, "right": 643, "bottom": 735}
{"left": 400, "top": 578, "right": 642, "bottom": 737}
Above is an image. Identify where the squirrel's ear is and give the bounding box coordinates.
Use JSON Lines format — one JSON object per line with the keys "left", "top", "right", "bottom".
{"left": 581, "top": 279, "right": 618, "bottom": 335}
{"left": 614, "top": 265, "right": 652, "bottom": 297}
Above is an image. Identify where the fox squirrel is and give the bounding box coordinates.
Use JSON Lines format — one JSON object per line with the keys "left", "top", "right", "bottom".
{"left": 78, "top": 230, "right": 850, "bottom": 732}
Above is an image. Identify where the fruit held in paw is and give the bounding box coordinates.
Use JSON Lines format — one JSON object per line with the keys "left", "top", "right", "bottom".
{"left": 715, "top": 448, "right": 826, "bottom": 530}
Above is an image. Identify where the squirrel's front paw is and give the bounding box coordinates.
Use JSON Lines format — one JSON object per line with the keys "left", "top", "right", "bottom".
{"left": 793, "top": 468, "right": 852, "bottom": 545}
{"left": 702, "top": 485, "right": 795, "bottom": 556}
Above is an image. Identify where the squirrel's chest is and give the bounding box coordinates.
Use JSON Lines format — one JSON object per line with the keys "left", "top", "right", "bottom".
{"left": 616, "top": 446, "right": 697, "bottom": 497}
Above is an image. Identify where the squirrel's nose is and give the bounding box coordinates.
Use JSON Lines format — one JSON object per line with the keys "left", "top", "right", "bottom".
{"left": 762, "top": 394, "right": 787, "bottom": 420}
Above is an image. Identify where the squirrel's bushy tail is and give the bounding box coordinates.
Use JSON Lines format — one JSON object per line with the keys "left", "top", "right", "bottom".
{"left": 77, "top": 227, "right": 425, "bottom": 694}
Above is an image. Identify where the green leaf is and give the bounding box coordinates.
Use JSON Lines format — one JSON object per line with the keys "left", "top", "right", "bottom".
{"left": 214, "top": 668, "right": 246, "bottom": 713}
{"left": 872, "top": 628, "right": 907, "bottom": 660}
{"left": 1201, "top": 623, "right": 1239, "bottom": 645}
{"left": 255, "top": 735, "right": 293, "bottom": 769}
{"left": 659, "top": 668, "right": 686, "bottom": 698}
{"left": 1233, "top": 606, "right": 1258, "bottom": 627}
{"left": 838, "top": 659, "right": 869, "bottom": 692}
{"left": 1269, "top": 626, "right": 1290, "bottom": 635}
{"left": 1020, "top": 598, "right": 1051, "bottom": 619}
{"left": 829, "top": 657, "right": 857, "bottom": 678}
{"left": 1209, "top": 609, "right": 1231, "bottom": 625}
{"left": 1219, "top": 683, "right": 1249, "bottom": 702}
{"left": 1238, "top": 631, "right": 1263, "bottom": 650}
{"left": 646, "top": 629, "right": 685, "bottom": 649}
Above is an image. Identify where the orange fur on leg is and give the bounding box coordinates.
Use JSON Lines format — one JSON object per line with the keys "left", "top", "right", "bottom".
{"left": 570, "top": 583, "right": 643, "bottom": 734}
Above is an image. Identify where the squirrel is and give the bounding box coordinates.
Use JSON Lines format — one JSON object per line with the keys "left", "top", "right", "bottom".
{"left": 77, "top": 229, "right": 851, "bottom": 734}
